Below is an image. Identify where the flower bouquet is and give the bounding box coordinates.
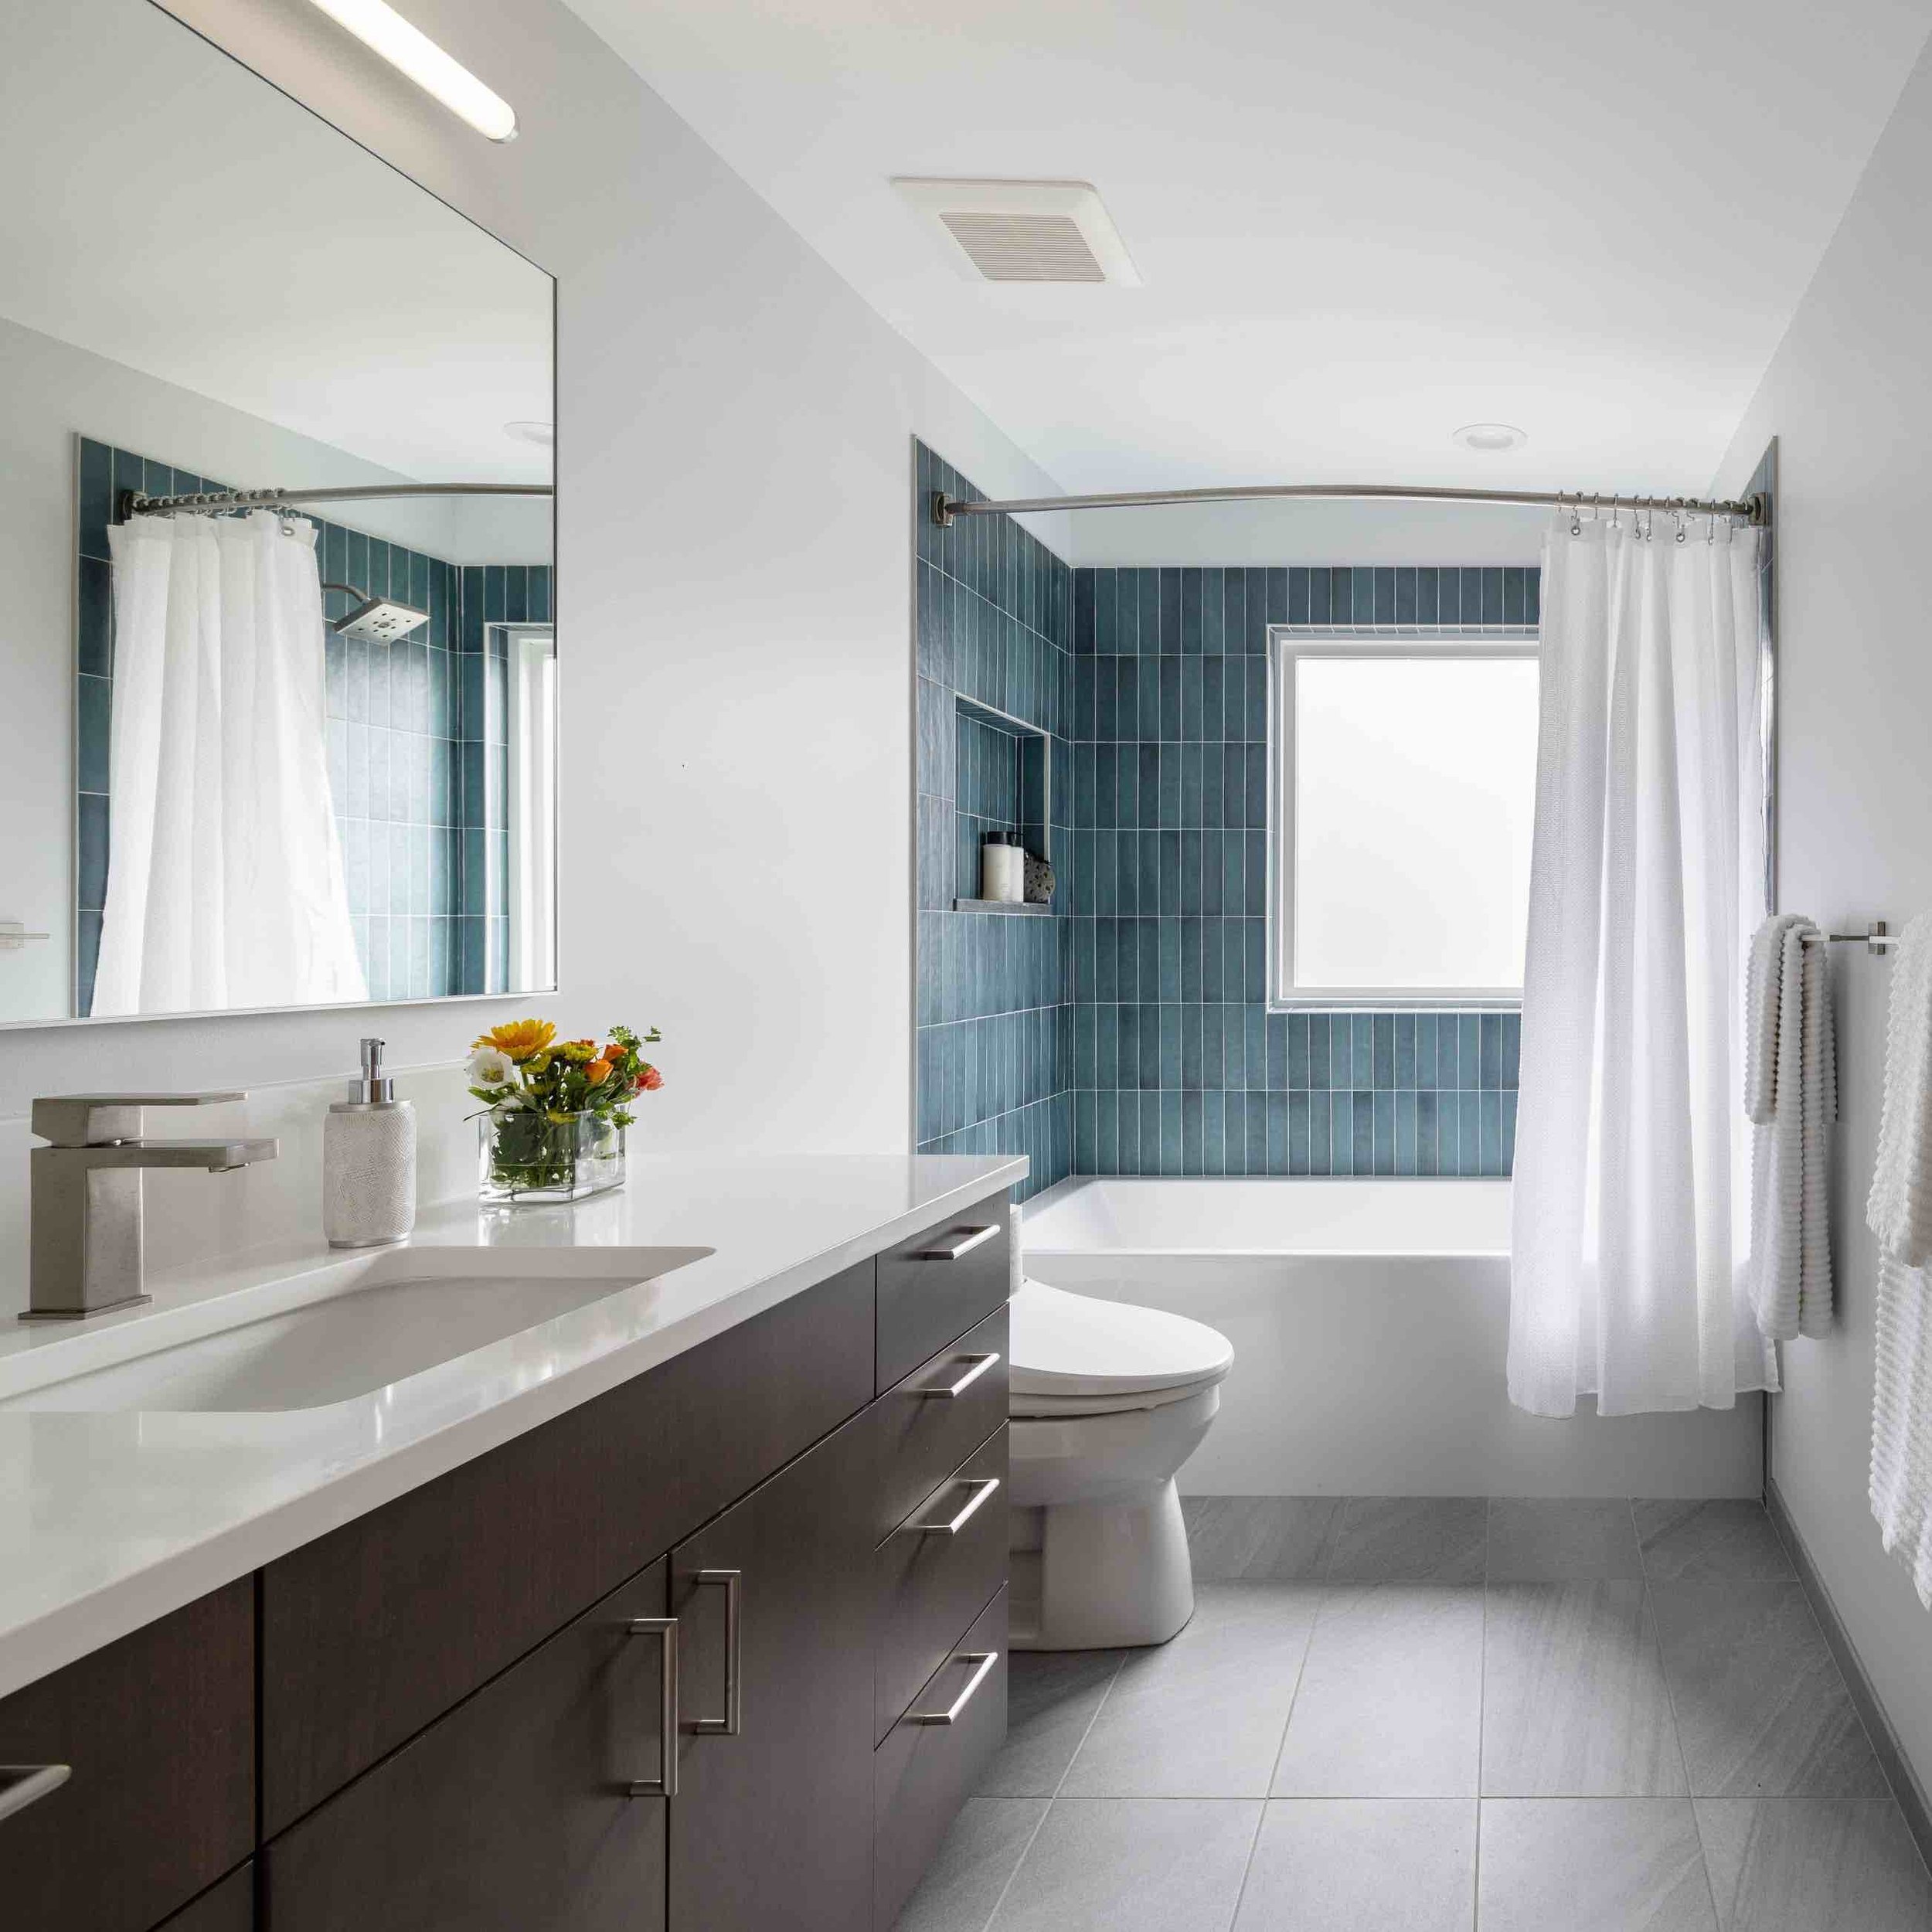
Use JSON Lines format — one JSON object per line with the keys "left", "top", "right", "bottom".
{"left": 468, "top": 1019, "right": 663, "bottom": 1203}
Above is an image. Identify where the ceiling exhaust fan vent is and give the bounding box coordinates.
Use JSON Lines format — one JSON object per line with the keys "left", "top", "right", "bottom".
{"left": 894, "top": 179, "right": 1141, "bottom": 287}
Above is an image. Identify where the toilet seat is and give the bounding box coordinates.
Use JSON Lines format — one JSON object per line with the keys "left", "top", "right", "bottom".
{"left": 1009, "top": 1278, "right": 1233, "bottom": 1418}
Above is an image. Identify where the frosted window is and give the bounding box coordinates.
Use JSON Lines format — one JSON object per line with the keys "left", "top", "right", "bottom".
{"left": 1286, "top": 651, "right": 1538, "bottom": 996}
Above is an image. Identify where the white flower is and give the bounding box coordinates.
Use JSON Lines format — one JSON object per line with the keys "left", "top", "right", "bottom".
{"left": 468, "top": 1046, "right": 516, "bottom": 1088}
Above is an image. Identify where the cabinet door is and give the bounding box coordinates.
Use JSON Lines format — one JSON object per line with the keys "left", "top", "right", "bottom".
{"left": 264, "top": 1560, "right": 671, "bottom": 1932}
{"left": 670, "top": 1410, "right": 876, "bottom": 1932}
{"left": 0, "top": 1579, "right": 253, "bottom": 1932}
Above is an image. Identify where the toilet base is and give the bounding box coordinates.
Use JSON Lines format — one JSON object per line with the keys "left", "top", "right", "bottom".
{"left": 1009, "top": 1478, "right": 1196, "bottom": 1650}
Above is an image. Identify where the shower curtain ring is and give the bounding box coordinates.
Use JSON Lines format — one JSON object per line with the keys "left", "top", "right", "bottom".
{"left": 1675, "top": 505, "right": 1686, "bottom": 544}
{"left": 1569, "top": 491, "right": 1583, "bottom": 536}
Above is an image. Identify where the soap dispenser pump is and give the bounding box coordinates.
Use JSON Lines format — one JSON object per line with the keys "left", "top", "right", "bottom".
{"left": 323, "top": 1037, "right": 417, "bottom": 1249}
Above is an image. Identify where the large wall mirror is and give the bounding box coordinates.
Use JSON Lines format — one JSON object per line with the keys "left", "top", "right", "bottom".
{"left": 0, "top": 0, "right": 556, "bottom": 1026}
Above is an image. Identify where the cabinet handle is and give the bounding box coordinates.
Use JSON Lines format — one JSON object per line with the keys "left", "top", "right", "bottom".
{"left": 910, "top": 1651, "right": 999, "bottom": 1726}
{"left": 0, "top": 1764, "right": 70, "bottom": 1825}
{"left": 624, "top": 1618, "right": 679, "bottom": 1798}
{"left": 912, "top": 1476, "right": 1002, "bottom": 1536}
{"left": 915, "top": 1352, "right": 1001, "bottom": 1400}
{"left": 688, "top": 1568, "right": 742, "bottom": 1737}
{"left": 913, "top": 1224, "right": 999, "bottom": 1261}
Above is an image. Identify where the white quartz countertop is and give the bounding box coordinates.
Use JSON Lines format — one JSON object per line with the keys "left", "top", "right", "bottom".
{"left": 0, "top": 1151, "right": 1024, "bottom": 1701}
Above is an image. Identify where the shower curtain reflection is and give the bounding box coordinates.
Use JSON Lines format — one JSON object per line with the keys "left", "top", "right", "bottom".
{"left": 93, "top": 511, "right": 365, "bottom": 1015}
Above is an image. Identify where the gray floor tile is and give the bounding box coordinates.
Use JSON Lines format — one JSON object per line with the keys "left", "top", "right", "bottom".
{"left": 1488, "top": 1498, "right": 1644, "bottom": 1580}
{"left": 893, "top": 1798, "right": 1048, "bottom": 1932}
{"left": 1325, "top": 1497, "right": 1488, "bottom": 1582}
{"left": 1696, "top": 1798, "right": 1932, "bottom": 1930}
{"left": 1058, "top": 1583, "right": 1320, "bottom": 1797}
{"left": 988, "top": 1798, "right": 1260, "bottom": 1932}
{"left": 1272, "top": 1586, "right": 1484, "bottom": 1797}
{"left": 1231, "top": 1799, "right": 1475, "bottom": 1931}
{"left": 1477, "top": 1799, "right": 1717, "bottom": 1931}
{"left": 1483, "top": 1582, "right": 1685, "bottom": 1796}
{"left": 1650, "top": 1583, "right": 1889, "bottom": 1798}
{"left": 1634, "top": 1501, "right": 1796, "bottom": 1582}
{"left": 1185, "top": 1495, "right": 1342, "bottom": 1580}
{"left": 978, "top": 1649, "right": 1126, "bottom": 1797}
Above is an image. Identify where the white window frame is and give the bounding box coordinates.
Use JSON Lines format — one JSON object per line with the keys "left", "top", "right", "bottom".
{"left": 1268, "top": 630, "right": 1538, "bottom": 1012}
{"left": 503, "top": 623, "right": 558, "bottom": 994}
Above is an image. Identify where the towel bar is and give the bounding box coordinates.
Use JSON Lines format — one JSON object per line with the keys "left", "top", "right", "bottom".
{"left": 1799, "top": 920, "right": 1893, "bottom": 955}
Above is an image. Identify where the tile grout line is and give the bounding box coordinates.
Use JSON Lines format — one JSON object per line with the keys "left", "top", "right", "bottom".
{"left": 975, "top": 1651, "right": 1131, "bottom": 1932}
{"left": 1635, "top": 1497, "right": 1726, "bottom": 1931}
{"left": 1474, "top": 1509, "right": 1489, "bottom": 1930}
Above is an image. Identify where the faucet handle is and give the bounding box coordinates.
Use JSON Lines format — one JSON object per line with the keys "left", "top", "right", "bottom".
{"left": 30, "top": 1092, "right": 247, "bottom": 1147}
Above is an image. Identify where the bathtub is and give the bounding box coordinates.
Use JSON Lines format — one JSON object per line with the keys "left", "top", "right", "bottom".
{"left": 1020, "top": 1178, "right": 1760, "bottom": 1498}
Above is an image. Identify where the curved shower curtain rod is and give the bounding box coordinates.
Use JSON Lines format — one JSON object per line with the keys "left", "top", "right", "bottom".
{"left": 117, "top": 481, "right": 553, "bottom": 519}
{"left": 930, "top": 482, "right": 1767, "bottom": 526}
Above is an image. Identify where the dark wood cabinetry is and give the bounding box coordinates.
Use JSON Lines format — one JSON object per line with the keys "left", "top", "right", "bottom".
{"left": 264, "top": 1560, "right": 671, "bottom": 1932}
{"left": 12, "top": 1189, "right": 1012, "bottom": 1932}
{"left": 669, "top": 1410, "right": 879, "bottom": 1931}
{"left": 260, "top": 1256, "right": 874, "bottom": 1834}
{"left": 0, "top": 1578, "right": 253, "bottom": 1932}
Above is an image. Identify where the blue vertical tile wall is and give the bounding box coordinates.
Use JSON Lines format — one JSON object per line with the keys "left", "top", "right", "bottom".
{"left": 913, "top": 442, "right": 1075, "bottom": 1201}
{"left": 74, "top": 437, "right": 548, "bottom": 1013}
{"left": 1068, "top": 563, "right": 1533, "bottom": 1179}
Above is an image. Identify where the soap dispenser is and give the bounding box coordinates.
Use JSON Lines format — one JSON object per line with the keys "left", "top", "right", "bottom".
{"left": 324, "top": 1038, "right": 416, "bottom": 1248}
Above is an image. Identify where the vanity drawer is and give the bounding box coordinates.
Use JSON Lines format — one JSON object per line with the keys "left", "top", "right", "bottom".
{"left": 872, "top": 1303, "right": 1009, "bottom": 1544}
{"left": 157, "top": 1863, "right": 254, "bottom": 1932}
{"left": 876, "top": 1191, "right": 1011, "bottom": 1393}
{"left": 264, "top": 1560, "right": 669, "bottom": 1932}
{"left": 260, "top": 1257, "right": 873, "bottom": 1835}
{"left": 874, "top": 1426, "right": 1009, "bottom": 1743}
{"left": 0, "top": 1579, "right": 253, "bottom": 1932}
{"left": 873, "top": 1588, "right": 1009, "bottom": 1932}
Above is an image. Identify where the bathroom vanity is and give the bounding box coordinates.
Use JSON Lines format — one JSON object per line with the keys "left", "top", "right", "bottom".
{"left": 0, "top": 1156, "right": 1019, "bottom": 1932}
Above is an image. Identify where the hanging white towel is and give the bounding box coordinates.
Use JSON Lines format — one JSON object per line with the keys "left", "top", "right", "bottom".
{"left": 1744, "top": 914, "right": 1836, "bottom": 1341}
{"left": 1868, "top": 912, "right": 1932, "bottom": 1609}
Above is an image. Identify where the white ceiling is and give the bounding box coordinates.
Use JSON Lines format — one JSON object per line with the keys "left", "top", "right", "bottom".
{"left": 0, "top": 0, "right": 553, "bottom": 488}
{"left": 566, "top": 0, "right": 1932, "bottom": 502}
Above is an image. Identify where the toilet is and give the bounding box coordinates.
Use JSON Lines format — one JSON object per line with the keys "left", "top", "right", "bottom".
{"left": 1005, "top": 1277, "right": 1233, "bottom": 1651}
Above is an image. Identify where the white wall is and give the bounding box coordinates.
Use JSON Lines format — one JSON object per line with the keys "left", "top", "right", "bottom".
{"left": 1063, "top": 496, "right": 1546, "bottom": 567}
{"left": 1713, "top": 33, "right": 1932, "bottom": 1807}
{"left": 0, "top": 0, "right": 1063, "bottom": 1293}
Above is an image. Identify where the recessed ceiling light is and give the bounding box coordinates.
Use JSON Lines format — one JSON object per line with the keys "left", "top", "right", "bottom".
{"left": 503, "top": 420, "right": 554, "bottom": 447}
{"left": 305, "top": 0, "right": 518, "bottom": 142}
{"left": 1452, "top": 422, "right": 1528, "bottom": 453}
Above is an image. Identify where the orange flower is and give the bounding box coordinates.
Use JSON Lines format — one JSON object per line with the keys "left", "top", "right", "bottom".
{"left": 584, "top": 1059, "right": 613, "bottom": 1085}
{"left": 472, "top": 1019, "right": 556, "bottom": 1063}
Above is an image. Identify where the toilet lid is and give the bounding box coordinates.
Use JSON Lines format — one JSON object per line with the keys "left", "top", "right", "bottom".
{"left": 1008, "top": 1278, "right": 1233, "bottom": 1400}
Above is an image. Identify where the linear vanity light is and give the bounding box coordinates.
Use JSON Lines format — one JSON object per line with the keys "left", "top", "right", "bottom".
{"left": 305, "top": 0, "right": 518, "bottom": 141}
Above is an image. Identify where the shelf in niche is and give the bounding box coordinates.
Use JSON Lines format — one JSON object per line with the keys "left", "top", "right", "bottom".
{"left": 953, "top": 898, "right": 1053, "bottom": 916}
{"left": 952, "top": 692, "right": 1053, "bottom": 917}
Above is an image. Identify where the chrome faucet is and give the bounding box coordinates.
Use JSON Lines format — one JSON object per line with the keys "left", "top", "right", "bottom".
{"left": 22, "top": 1094, "right": 279, "bottom": 1321}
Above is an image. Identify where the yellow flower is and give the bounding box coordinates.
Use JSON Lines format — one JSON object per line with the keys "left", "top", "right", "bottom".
{"left": 557, "top": 1039, "right": 597, "bottom": 1064}
{"left": 472, "top": 1019, "right": 556, "bottom": 1063}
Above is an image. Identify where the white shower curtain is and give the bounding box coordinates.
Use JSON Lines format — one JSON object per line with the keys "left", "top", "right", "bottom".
{"left": 1508, "top": 513, "right": 1776, "bottom": 1417}
{"left": 94, "top": 511, "right": 365, "bottom": 1015}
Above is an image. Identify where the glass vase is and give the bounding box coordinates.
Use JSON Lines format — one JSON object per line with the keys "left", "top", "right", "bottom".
{"left": 478, "top": 1109, "right": 626, "bottom": 1204}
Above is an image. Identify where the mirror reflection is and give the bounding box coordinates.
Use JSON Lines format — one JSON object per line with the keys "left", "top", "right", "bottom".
{"left": 1, "top": 0, "right": 556, "bottom": 1024}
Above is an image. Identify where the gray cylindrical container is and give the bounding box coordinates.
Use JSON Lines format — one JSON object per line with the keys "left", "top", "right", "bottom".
{"left": 323, "top": 1037, "right": 417, "bottom": 1248}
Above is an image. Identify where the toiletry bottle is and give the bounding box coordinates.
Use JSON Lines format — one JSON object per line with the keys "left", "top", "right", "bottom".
{"left": 980, "top": 828, "right": 1009, "bottom": 903}
{"left": 324, "top": 1037, "right": 416, "bottom": 1248}
{"left": 1000, "top": 829, "right": 1026, "bottom": 903}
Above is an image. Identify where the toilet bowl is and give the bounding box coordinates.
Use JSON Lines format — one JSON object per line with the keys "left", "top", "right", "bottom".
{"left": 1006, "top": 1277, "right": 1233, "bottom": 1651}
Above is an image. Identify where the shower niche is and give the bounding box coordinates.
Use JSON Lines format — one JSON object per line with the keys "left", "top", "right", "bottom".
{"left": 952, "top": 694, "right": 1053, "bottom": 914}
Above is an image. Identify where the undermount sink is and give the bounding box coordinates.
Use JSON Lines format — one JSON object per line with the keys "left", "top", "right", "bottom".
{"left": 2, "top": 1247, "right": 711, "bottom": 1414}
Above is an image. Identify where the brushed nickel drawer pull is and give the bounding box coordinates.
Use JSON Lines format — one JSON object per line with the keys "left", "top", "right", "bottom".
{"left": 913, "top": 1224, "right": 999, "bottom": 1261}
{"left": 913, "top": 1476, "right": 1001, "bottom": 1536}
{"left": 624, "top": 1617, "right": 679, "bottom": 1798}
{"left": 0, "top": 1764, "right": 70, "bottom": 1825}
{"left": 688, "top": 1568, "right": 743, "bottom": 1736}
{"left": 911, "top": 1651, "right": 999, "bottom": 1726}
{"left": 916, "top": 1352, "right": 1001, "bottom": 1399}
